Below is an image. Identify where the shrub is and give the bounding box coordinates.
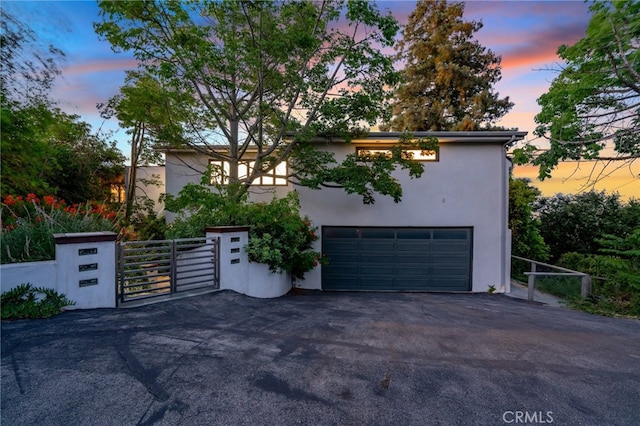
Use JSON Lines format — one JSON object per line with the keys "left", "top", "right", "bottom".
{"left": 165, "top": 185, "right": 325, "bottom": 280}
{"left": 556, "top": 246, "right": 640, "bottom": 317}
{"left": 1, "top": 283, "right": 75, "bottom": 319}
{"left": 1, "top": 194, "right": 120, "bottom": 263}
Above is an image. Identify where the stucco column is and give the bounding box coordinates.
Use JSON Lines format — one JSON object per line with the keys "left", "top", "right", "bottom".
{"left": 53, "top": 231, "right": 118, "bottom": 309}
{"left": 205, "top": 226, "right": 250, "bottom": 295}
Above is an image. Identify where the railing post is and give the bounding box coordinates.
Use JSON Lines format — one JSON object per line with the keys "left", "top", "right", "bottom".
{"left": 581, "top": 274, "right": 592, "bottom": 298}
{"left": 118, "top": 243, "right": 125, "bottom": 304}
{"left": 214, "top": 236, "right": 220, "bottom": 287}
{"left": 527, "top": 262, "right": 536, "bottom": 301}
{"left": 170, "top": 240, "right": 177, "bottom": 294}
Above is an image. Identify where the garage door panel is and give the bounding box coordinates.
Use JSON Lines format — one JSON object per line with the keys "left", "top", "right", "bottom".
{"left": 433, "top": 229, "right": 469, "bottom": 240}
{"left": 396, "top": 266, "right": 430, "bottom": 276}
{"left": 322, "top": 227, "right": 471, "bottom": 291}
{"left": 361, "top": 277, "right": 394, "bottom": 288}
{"left": 396, "top": 241, "right": 431, "bottom": 252}
{"left": 326, "top": 253, "right": 360, "bottom": 263}
{"left": 361, "top": 241, "right": 395, "bottom": 251}
{"left": 433, "top": 265, "right": 469, "bottom": 276}
{"left": 361, "top": 265, "right": 395, "bottom": 275}
{"left": 433, "top": 253, "right": 468, "bottom": 263}
{"left": 397, "top": 229, "right": 432, "bottom": 239}
{"left": 324, "top": 240, "right": 359, "bottom": 251}
{"left": 433, "top": 241, "right": 469, "bottom": 252}
{"left": 361, "top": 253, "right": 395, "bottom": 263}
{"left": 396, "top": 254, "right": 431, "bottom": 263}
{"left": 360, "top": 228, "right": 395, "bottom": 239}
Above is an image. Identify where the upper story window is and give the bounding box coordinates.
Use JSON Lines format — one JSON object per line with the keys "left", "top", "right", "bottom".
{"left": 356, "top": 148, "right": 438, "bottom": 162}
{"left": 210, "top": 160, "right": 287, "bottom": 186}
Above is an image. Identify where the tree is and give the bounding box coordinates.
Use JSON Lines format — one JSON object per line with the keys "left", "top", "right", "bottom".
{"left": 95, "top": 0, "right": 435, "bottom": 204}
{"left": 1, "top": 11, "right": 125, "bottom": 202}
{"left": 0, "top": 10, "right": 64, "bottom": 105}
{"left": 383, "top": 0, "right": 513, "bottom": 131}
{"left": 99, "top": 71, "right": 185, "bottom": 219}
{"left": 509, "top": 178, "right": 549, "bottom": 262}
{"left": 513, "top": 0, "right": 640, "bottom": 181}
{"left": 1, "top": 102, "right": 125, "bottom": 203}
{"left": 534, "top": 191, "right": 629, "bottom": 261}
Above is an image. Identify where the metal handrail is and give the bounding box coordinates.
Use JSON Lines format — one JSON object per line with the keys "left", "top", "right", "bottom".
{"left": 511, "top": 255, "right": 592, "bottom": 301}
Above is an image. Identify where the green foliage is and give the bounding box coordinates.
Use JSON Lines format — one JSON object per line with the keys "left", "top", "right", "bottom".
{"left": 1, "top": 101, "right": 125, "bottom": 203}
{"left": 534, "top": 191, "right": 637, "bottom": 261}
{"left": 509, "top": 178, "right": 549, "bottom": 260}
{"left": 0, "top": 11, "right": 125, "bottom": 202}
{"left": 385, "top": 0, "right": 512, "bottom": 131}
{"left": 509, "top": 178, "right": 549, "bottom": 280}
{"left": 125, "top": 200, "right": 167, "bottom": 242}
{"left": 165, "top": 187, "right": 323, "bottom": 280}
{"left": 290, "top": 133, "right": 437, "bottom": 204}
{"left": 0, "top": 10, "right": 64, "bottom": 104}
{"left": 513, "top": 0, "right": 639, "bottom": 179}
{"left": 556, "top": 241, "right": 640, "bottom": 317}
{"left": 94, "top": 0, "right": 420, "bottom": 204}
{"left": 1, "top": 283, "right": 75, "bottom": 320}
{"left": 1, "top": 195, "right": 120, "bottom": 264}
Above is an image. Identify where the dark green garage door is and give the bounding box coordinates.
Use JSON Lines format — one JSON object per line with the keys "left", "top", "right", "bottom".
{"left": 322, "top": 227, "right": 472, "bottom": 291}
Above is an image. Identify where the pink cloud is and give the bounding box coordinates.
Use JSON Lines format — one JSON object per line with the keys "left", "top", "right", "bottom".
{"left": 61, "top": 58, "right": 139, "bottom": 76}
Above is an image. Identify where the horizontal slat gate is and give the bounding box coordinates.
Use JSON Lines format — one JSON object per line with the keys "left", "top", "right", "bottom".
{"left": 118, "top": 237, "right": 219, "bottom": 305}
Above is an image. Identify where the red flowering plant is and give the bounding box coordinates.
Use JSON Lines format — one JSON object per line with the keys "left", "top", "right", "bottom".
{"left": 1, "top": 194, "right": 122, "bottom": 264}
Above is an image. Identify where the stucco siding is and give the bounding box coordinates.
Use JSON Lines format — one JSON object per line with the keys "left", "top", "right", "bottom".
{"left": 163, "top": 137, "right": 513, "bottom": 293}
{"left": 295, "top": 142, "right": 509, "bottom": 292}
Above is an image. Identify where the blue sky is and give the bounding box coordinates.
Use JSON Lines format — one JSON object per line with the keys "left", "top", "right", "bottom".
{"left": 4, "top": 1, "right": 637, "bottom": 198}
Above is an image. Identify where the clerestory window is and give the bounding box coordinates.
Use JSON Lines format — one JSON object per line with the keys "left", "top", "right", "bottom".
{"left": 356, "top": 148, "right": 438, "bottom": 161}
{"left": 210, "top": 160, "right": 288, "bottom": 186}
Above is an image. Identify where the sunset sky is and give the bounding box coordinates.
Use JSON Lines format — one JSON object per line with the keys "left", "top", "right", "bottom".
{"left": 4, "top": 0, "right": 638, "bottom": 200}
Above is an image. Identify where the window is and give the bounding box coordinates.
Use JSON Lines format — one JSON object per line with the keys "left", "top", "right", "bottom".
{"left": 210, "top": 160, "right": 287, "bottom": 186}
{"left": 356, "top": 148, "right": 438, "bottom": 161}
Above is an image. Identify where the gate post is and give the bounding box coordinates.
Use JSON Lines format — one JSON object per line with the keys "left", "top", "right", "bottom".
{"left": 53, "top": 232, "right": 118, "bottom": 309}
{"left": 527, "top": 262, "right": 536, "bottom": 301}
{"left": 581, "top": 274, "right": 592, "bottom": 299}
{"left": 205, "top": 226, "right": 250, "bottom": 294}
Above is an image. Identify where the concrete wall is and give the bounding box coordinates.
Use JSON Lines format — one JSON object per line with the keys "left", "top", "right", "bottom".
{"left": 206, "top": 227, "right": 292, "bottom": 298}
{"left": 164, "top": 137, "right": 513, "bottom": 293}
{"left": 1, "top": 261, "right": 58, "bottom": 292}
{"left": 0, "top": 232, "right": 118, "bottom": 309}
{"left": 126, "top": 165, "right": 166, "bottom": 214}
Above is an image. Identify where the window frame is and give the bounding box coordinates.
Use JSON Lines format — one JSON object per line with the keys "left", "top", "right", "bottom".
{"left": 356, "top": 147, "right": 439, "bottom": 162}
{"left": 209, "top": 159, "right": 288, "bottom": 186}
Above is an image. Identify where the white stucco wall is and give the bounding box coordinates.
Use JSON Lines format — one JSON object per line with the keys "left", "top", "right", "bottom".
{"left": 295, "top": 142, "right": 510, "bottom": 292}
{"left": 164, "top": 138, "right": 513, "bottom": 293}
{"left": 1, "top": 261, "right": 58, "bottom": 292}
{"left": 127, "top": 165, "right": 166, "bottom": 214}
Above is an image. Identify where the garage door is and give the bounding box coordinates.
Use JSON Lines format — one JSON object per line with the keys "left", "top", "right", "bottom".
{"left": 322, "top": 227, "right": 472, "bottom": 291}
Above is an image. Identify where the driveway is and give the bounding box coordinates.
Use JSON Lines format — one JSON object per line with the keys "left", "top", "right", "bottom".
{"left": 2, "top": 291, "right": 639, "bottom": 425}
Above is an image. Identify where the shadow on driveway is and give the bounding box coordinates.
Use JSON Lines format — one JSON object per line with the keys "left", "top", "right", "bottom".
{"left": 2, "top": 291, "right": 639, "bottom": 425}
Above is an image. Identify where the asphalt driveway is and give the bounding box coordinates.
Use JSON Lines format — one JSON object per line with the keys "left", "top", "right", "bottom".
{"left": 2, "top": 291, "right": 639, "bottom": 425}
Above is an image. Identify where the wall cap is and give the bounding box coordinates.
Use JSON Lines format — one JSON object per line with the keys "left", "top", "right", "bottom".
{"left": 205, "top": 226, "right": 251, "bottom": 233}
{"left": 53, "top": 231, "right": 118, "bottom": 245}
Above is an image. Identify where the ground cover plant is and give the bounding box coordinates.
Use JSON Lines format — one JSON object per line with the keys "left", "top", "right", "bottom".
{"left": 1, "top": 283, "right": 75, "bottom": 319}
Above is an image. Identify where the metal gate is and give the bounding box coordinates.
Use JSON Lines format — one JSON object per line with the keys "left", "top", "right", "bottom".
{"left": 117, "top": 237, "right": 220, "bottom": 305}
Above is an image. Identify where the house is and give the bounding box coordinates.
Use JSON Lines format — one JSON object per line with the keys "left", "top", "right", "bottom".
{"left": 161, "top": 131, "right": 527, "bottom": 293}
{"left": 124, "top": 165, "right": 166, "bottom": 214}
